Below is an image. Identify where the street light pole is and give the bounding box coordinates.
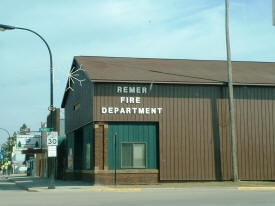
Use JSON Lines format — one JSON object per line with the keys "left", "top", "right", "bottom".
{"left": 225, "top": 0, "right": 238, "bottom": 181}
{"left": 273, "top": 0, "right": 275, "bottom": 26}
{"left": 0, "top": 24, "right": 55, "bottom": 188}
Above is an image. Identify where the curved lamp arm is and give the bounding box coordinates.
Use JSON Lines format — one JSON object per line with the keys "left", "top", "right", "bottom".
{"left": 0, "top": 24, "right": 54, "bottom": 125}
{"left": 16, "top": 27, "right": 53, "bottom": 69}
{"left": 0, "top": 24, "right": 52, "bottom": 69}
{"left": 0, "top": 128, "right": 11, "bottom": 138}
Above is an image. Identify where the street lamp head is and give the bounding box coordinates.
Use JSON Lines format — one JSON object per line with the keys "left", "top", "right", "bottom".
{"left": 0, "top": 24, "right": 16, "bottom": 31}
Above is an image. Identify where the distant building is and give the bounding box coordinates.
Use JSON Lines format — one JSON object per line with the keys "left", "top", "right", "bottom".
{"left": 12, "top": 152, "right": 26, "bottom": 174}
{"left": 61, "top": 56, "right": 275, "bottom": 184}
{"left": 36, "top": 109, "right": 66, "bottom": 178}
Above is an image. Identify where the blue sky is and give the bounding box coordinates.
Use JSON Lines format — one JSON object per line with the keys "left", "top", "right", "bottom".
{"left": 0, "top": 0, "right": 274, "bottom": 142}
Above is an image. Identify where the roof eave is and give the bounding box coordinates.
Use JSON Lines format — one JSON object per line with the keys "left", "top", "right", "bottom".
{"left": 61, "top": 58, "right": 78, "bottom": 108}
{"left": 90, "top": 79, "right": 225, "bottom": 85}
{"left": 90, "top": 79, "right": 275, "bottom": 87}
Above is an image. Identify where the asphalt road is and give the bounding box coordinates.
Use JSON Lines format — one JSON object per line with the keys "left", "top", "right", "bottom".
{"left": 1, "top": 177, "right": 275, "bottom": 206}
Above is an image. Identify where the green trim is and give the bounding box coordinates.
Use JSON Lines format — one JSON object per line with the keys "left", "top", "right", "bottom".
{"left": 108, "top": 122, "right": 158, "bottom": 170}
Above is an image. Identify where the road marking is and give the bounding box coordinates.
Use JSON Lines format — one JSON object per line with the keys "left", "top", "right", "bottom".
{"left": 80, "top": 188, "right": 142, "bottom": 192}
{"left": 238, "top": 187, "right": 275, "bottom": 190}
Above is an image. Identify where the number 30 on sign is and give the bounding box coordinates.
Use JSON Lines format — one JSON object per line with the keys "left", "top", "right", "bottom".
{"left": 47, "top": 132, "right": 58, "bottom": 146}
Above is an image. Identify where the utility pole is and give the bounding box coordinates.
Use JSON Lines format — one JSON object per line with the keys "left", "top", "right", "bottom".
{"left": 114, "top": 133, "right": 117, "bottom": 185}
{"left": 225, "top": 0, "right": 238, "bottom": 181}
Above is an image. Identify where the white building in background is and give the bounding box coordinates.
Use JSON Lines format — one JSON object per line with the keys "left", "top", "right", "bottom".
{"left": 12, "top": 151, "right": 26, "bottom": 174}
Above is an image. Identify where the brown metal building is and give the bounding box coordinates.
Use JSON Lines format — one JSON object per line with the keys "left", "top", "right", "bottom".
{"left": 61, "top": 56, "right": 275, "bottom": 184}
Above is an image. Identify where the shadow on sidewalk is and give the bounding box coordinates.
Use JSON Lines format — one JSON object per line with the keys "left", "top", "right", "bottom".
{"left": 8, "top": 174, "right": 93, "bottom": 189}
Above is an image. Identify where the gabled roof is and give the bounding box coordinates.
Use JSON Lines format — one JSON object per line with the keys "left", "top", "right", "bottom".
{"left": 61, "top": 56, "right": 275, "bottom": 107}
{"left": 75, "top": 56, "right": 275, "bottom": 85}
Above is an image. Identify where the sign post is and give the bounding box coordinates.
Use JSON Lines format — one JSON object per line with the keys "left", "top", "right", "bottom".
{"left": 47, "top": 132, "right": 58, "bottom": 189}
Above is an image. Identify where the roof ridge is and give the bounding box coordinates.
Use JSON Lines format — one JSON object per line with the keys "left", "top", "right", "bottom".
{"left": 74, "top": 56, "right": 275, "bottom": 63}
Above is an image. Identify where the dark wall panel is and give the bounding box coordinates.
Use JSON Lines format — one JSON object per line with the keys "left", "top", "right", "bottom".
{"left": 67, "top": 132, "right": 75, "bottom": 171}
{"left": 82, "top": 123, "right": 94, "bottom": 170}
{"left": 64, "top": 62, "right": 94, "bottom": 134}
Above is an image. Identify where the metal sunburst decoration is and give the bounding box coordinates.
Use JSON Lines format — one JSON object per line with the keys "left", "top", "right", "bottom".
{"left": 66, "top": 64, "right": 86, "bottom": 91}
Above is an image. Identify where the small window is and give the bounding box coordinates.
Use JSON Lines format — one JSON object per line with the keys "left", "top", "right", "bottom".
{"left": 74, "top": 103, "right": 80, "bottom": 111}
{"left": 121, "top": 143, "right": 146, "bottom": 168}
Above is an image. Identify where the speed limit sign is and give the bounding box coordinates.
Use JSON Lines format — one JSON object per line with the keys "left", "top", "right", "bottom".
{"left": 47, "top": 132, "right": 58, "bottom": 146}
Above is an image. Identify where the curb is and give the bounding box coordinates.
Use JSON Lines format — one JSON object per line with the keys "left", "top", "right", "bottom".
{"left": 80, "top": 188, "right": 142, "bottom": 192}
{"left": 238, "top": 187, "right": 275, "bottom": 190}
{"left": 27, "top": 188, "right": 41, "bottom": 192}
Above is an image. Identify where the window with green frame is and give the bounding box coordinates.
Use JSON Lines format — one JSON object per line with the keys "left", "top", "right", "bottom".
{"left": 121, "top": 142, "right": 146, "bottom": 169}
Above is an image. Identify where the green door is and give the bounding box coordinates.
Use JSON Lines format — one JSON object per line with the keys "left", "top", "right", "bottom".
{"left": 108, "top": 122, "right": 158, "bottom": 170}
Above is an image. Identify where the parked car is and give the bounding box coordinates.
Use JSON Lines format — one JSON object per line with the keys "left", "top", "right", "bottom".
{"left": 18, "top": 166, "right": 27, "bottom": 173}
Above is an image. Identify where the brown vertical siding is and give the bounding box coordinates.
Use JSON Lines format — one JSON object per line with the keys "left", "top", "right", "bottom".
{"left": 234, "top": 87, "right": 275, "bottom": 180}
{"left": 92, "top": 83, "right": 275, "bottom": 181}
{"left": 94, "top": 125, "right": 104, "bottom": 170}
{"left": 103, "top": 125, "right": 108, "bottom": 170}
{"left": 218, "top": 88, "right": 232, "bottom": 180}
{"left": 270, "top": 88, "right": 275, "bottom": 180}
{"left": 47, "top": 108, "right": 60, "bottom": 134}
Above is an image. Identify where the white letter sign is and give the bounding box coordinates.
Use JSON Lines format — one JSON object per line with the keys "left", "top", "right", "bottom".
{"left": 47, "top": 132, "right": 58, "bottom": 146}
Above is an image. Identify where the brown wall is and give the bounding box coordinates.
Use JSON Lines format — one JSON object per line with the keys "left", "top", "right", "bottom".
{"left": 94, "top": 124, "right": 108, "bottom": 170}
{"left": 64, "top": 170, "right": 159, "bottom": 185}
{"left": 93, "top": 83, "right": 275, "bottom": 181}
{"left": 64, "top": 62, "right": 94, "bottom": 134}
{"left": 234, "top": 87, "right": 275, "bottom": 180}
{"left": 47, "top": 109, "right": 60, "bottom": 134}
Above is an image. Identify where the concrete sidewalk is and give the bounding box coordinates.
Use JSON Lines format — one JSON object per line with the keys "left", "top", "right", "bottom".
{"left": 7, "top": 174, "right": 275, "bottom": 192}
{"left": 7, "top": 174, "right": 110, "bottom": 192}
